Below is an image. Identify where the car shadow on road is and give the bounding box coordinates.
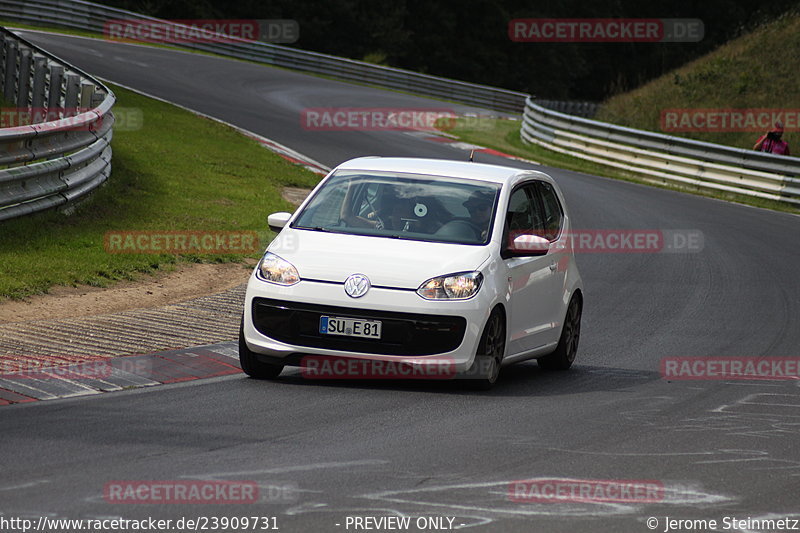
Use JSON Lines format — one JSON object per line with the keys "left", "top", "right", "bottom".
{"left": 243, "top": 362, "right": 662, "bottom": 397}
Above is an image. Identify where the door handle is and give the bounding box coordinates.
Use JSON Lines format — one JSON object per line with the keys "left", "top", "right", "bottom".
{"left": 549, "top": 262, "right": 557, "bottom": 271}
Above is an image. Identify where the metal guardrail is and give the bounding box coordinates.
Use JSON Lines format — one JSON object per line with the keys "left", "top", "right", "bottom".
{"left": 0, "top": 25, "right": 114, "bottom": 221}
{"left": 0, "top": 0, "right": 528, "bottom": 114}
{"left": 536, "top": 99, "right": 599, "bottom": 119}
{"left": 5, "top": 1, "right": 795, "bottom": 209}
{"left": 522, "top": 97, "right": 800, "bottom": 206}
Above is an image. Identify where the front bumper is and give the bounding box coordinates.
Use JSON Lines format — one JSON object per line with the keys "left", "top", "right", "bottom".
{"left": 242, "top": 275, "right": 490, "bottom": 372}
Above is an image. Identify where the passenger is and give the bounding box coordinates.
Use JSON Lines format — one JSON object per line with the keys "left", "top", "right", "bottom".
{"left": 462, "top": 190, "right": 494, "bottom": 240}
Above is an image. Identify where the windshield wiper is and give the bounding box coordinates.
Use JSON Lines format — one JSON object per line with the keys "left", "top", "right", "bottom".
{"left": 299, "top": 226, "right": 335, "bottom": 233}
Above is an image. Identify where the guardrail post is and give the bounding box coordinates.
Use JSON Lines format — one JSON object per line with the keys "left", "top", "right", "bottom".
{"left": 3, "top": 40, "right": 17, "bottom": 102}
{"left": 46, "top": 64, "right": 63, "bottom": 121}
{"left": 0, "top": 35, "right": 6, "bottom": 81}
{"left": 64, "top": 73, "right": 80, "bottom": 115}
{"left": 90, "top": 91, "right": 103, "bottom": 108}
{"left": 31, "top": 55, "right": 47, "bottom": 121}
{"left": 16, "top": 48, "right": 32, "bottom": 108}
{"left": 79, "top": 82, "right": 95, "bottom": 109}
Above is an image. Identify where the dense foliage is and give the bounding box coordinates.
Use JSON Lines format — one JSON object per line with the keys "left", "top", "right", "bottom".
{"left": 94, "top": 0, "right": 797, "bottom": 101}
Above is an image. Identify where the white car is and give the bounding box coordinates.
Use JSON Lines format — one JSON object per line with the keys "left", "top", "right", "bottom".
{"left": 240, "top": 157, "right": 583, "bottom": 388}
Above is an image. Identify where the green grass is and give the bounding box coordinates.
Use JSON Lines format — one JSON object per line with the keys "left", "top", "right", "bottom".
{"left": 596, "top": 11, "right": 800, "bottom": 150}
{"left": 447, "top": 117, "right": 800, "bottom": 215}
{"left": 0, "top": 84, "right": 320, "bottom": 301}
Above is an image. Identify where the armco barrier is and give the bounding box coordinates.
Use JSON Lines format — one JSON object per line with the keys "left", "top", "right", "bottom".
{"left": 536, "top": 99, "right": 598, "bottom": 119}
{"left": 0, "top": 25, "right": 114, "bottom": 221}
{"left": 0, "top": 0, "right": 527, "bottom": 113}
{"left": 522, "top": 97, "right": 800, "bottom": 206}
{"left": 4, "top": 1, "right": 796, "bottom": 209}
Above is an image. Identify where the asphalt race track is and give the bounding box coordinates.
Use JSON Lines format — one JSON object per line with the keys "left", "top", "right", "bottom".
{"left": 2, "top": 30, "right": 799, "bottom": 532}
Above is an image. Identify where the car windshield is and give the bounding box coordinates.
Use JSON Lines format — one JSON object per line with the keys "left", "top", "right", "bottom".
{"left": 292, "top": 170, "right": 501, "bottom": 245}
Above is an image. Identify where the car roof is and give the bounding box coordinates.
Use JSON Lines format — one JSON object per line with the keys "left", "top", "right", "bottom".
{"left": 334, "top": 157, "right": 546, "bottom": 185}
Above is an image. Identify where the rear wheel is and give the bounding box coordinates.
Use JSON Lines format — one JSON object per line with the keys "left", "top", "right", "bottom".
{"left": 239, "top": 318, "right": 284, "bottom": 379}
{"left": 538, "top": 294, "right": 581, "bottom": 371}
{"left": 464, "top": 309, "right": 505, "bottom": 390}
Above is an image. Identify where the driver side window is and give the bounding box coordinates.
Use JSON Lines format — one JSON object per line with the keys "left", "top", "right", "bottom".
{"left": 507, "top": 188, "right": 532, "bottom": 233}
{"left": 505, "top": 184, "right": 545, "bottom": 239}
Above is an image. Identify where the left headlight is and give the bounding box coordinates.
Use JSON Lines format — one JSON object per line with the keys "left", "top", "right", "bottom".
{"left": 256, "top": 252, "right": 300, "bottom": 285}
{"left": 417, "top": 271, "right": 483, "bottom": 300}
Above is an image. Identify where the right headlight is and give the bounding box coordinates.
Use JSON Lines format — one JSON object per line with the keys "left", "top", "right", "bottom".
{"left": 256, "top": 252, "right": 300, "bottom": 285}
{"left": 417, "top": 271, "right": 483, "bottom": 300}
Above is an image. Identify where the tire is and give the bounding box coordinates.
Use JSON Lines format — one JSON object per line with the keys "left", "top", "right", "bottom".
{"left": 464, "top": 309, "right": 506, "bottom": 390}
{"left": 239, "top": 318, "right": 284, "bottom": 379}
{"left": 538, "top": 294, "right": 581, "bottom": 371}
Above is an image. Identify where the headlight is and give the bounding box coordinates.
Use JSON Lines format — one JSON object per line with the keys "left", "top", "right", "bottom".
{"left": 256, "top": 252, "right": 300, "bottom": 285}
{"left": 417, "top": 272, "right": 483, "bottom": 300}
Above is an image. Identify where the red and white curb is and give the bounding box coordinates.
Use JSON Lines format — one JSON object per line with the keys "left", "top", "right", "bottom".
{"left": 403, "top": 128, "right": 540, "bottom": 165}
{"left": 238, "top": 132, "right": 329, "bottom": 175}
{"left": 0, "top": 342, "right": 241, "bottom": 405}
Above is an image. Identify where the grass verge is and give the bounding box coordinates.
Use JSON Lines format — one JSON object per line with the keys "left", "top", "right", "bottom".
{"left": 0, "top": 83, "right": 320, "bottom": 301}
{"left": 449, "top": 117, "right": 800, "bottom": 215}
{"left": 596, "top": 11, "right": 800, "bottom": 150}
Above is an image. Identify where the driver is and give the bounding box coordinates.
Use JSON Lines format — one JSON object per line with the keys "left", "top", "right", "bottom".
{"left": 340, "top": 182, "right": 409, "bottom": 230}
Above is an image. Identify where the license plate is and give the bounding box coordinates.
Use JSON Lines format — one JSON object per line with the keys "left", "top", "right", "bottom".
{"left": 319, "top": 316, "right": 382, "bottom": 339}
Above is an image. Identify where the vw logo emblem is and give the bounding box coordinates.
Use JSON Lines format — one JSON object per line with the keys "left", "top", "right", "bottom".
{"left": 344, "top": 274, "right": 370, "bottom": 298}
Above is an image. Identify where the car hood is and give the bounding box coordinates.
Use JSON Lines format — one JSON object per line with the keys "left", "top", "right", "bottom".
{"left": 268, "top": 228, "right": 491, "bottom": 289}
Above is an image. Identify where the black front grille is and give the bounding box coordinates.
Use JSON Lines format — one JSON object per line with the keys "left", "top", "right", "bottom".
{"left": 251, "top": 298, "right": 466, "bottom": 356}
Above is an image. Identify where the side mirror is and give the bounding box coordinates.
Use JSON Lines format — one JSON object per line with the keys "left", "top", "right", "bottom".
{"left": 267, "top": 212, "right": 292, "bottom": 233}
{"left": 509, "top": 233, "right": 550, "bottom": 256}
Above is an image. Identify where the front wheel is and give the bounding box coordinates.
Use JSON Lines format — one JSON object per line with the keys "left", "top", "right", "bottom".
{"left": 239, "top": 318, "right": 284, "bottom": 379}
{"left": 463, "top": 309, "right": 506, "bottom": 390}
{"left": 538, "top": 294, "right": 581, "bottom": 371}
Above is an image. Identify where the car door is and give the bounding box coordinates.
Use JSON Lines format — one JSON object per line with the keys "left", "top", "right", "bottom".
{"left": 534, "top": 180, "right": 568, "bottom": 345}
{"left": 503, "top": 182, "right": 563, "bottom": 356}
